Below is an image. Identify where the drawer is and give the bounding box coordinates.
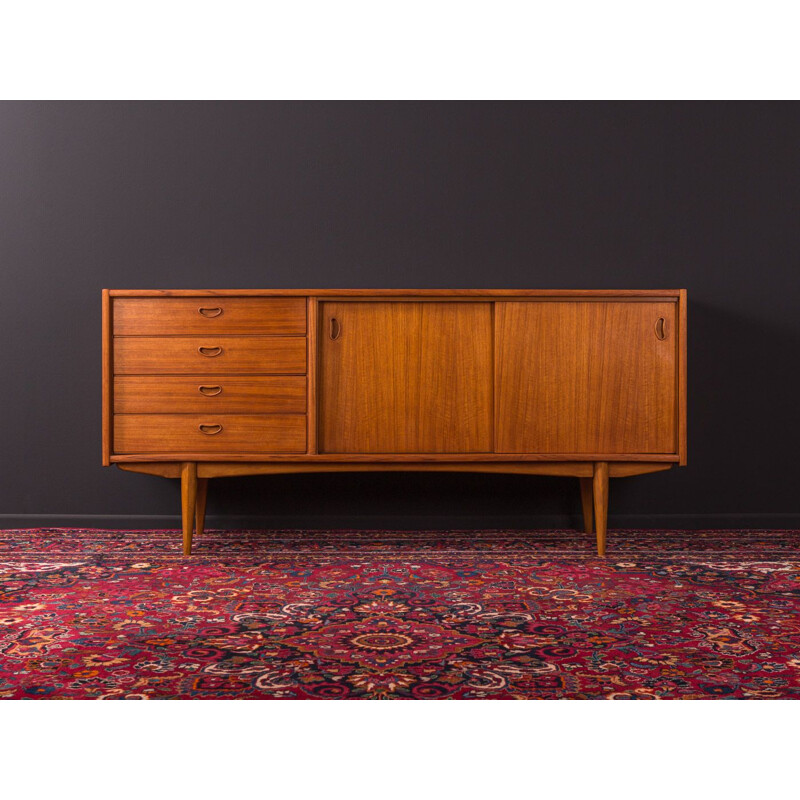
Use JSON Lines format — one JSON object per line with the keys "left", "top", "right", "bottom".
{"left": 114, "top": 336, "right": 307, "bottom": 374}
{"left": 114, "top": 414, "right": 307, "bottom": 453}
{"left": 113, "top": 297, "right": 306, "bottom": 336}
{"left": 114, "top": 376, "right": 307, "bottom": 414}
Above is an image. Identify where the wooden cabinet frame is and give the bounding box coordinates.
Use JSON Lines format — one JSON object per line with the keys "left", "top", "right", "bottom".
{"left": 103, "top": 289, "right": 687, "bottom": 556}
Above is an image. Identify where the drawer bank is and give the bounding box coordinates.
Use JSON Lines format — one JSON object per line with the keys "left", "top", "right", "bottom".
{"left": 102, "top": 289, "right": 687, "bottom": 555}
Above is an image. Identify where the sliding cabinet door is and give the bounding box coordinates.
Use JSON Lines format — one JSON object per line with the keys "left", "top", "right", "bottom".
{"left": 496, "top": 301, "right": 677, "bottom": 455}
{"left": 319, "top": 302, "right": 493, "bottom": 453}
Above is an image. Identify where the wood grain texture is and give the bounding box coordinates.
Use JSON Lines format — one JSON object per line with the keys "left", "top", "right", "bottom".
{"left": 496, "top": 301, "right": 677, "bottom": 454}
{"left": 116, "top": 462, "right": 181, "bottom": 478}
{"left": 111, "top": 451, "right": 679, "bottom": 463}
{"left": 307, "top": 297, "right": 318, "bottom": 454}
{"left": 102, "top": 289, "right": 112, "bottom": 466}
{"left": 678, "top": 289, "right": 688, "bottom": 465}
{"left": 181, "top": 462, "right": 197, "bottom": 556}
{"left": 196, "top": 461, "right": 595, "bottom": 478}
{"left": 112, "top": 460, "right": 666, "bottom": 479}
{"left": 114, "top": 414, "right": 306, "bottom": 454}
{"left": 113, "top": 297, "right": 306, "bottom": 335}
{"left": 593, "top": 461, "right": 609, "bottom": 556}
{"left": 113, "top": 336, "right": 306, "bottom": 375}
{"left": 319, "top": 302, "right": 493, "bottom": 453}
{"left": 608, "top": 462, "right": 673, "bottom": 477}
{"left": 109, "top": 289, "right": 683, "bottom": 298}
{"left": 114, "top": 376, "right": 306, "bottom": 414}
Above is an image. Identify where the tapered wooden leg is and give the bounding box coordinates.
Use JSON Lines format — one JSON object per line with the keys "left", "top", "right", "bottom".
{"left": 579, "top": 477, "right": 594, "bottom": 533}
{"left": 593, "top": 461, "right": 609, "bottom": 556}
{"left": 181, "top": 462, "right": 197, "bottom": 556}
{"left": 195, "top": 478, "right": 208, "bottom": 537}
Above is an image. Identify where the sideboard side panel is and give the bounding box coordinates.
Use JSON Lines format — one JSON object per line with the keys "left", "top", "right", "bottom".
{"left": 678, "top": 289, "right": 688, "bottom": 465}
{"left": 102, "top": 289, "right": 112, "bottom": 466}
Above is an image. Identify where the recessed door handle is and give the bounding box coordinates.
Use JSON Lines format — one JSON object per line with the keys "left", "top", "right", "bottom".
{"left": 330, "top": 317, "right": 341, "bottom": 340}
{"left": 198, "top": 307, "right": 223, "bottom": 318}
{"left": 198, "top": 385, "right": 222, "bottom": 396}
{"left": 198, "top": 424, "right": 223, "bottom": 435}
{"left": 655, "top": 317, "right": 667, "bottom": 340}
{"left": 198, "top": 346, "right": 223, "bottom": 357}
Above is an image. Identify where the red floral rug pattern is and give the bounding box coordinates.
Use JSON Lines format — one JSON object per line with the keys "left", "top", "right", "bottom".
{"left": 1, "top": 529, "right": 799, "bottom": 699}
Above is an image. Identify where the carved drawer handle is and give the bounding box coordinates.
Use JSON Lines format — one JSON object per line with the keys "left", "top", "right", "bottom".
{"left": 330, "top": 317, "right": 341, "bottom": 340}
{"left": 198, "top": 307, "right": 223, "bottom": 318}
{"left": 198, "top": 346, "right": 223, "bottom": 357}
{"left": 198, "top": 424, "right": 223, "bottom": 435}
{"left": 198, "top": 385, "right": 222, "bottom": 396}
{"left": 655, "top": 317, "right": 667, "bottom": 340}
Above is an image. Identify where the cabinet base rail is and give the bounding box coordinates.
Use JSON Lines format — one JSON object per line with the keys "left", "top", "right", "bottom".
{"left": 118, "top": 461, "right": 672, "bottom": 556}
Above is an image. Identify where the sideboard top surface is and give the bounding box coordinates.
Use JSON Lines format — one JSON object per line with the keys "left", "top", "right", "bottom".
{"left": 106, "top": 289, "right": 684, "bottom": 298}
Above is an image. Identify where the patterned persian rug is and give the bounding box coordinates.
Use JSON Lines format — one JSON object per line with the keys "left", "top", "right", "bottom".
{"left": 1, "top": 528, "right": 798, "bottom": 699}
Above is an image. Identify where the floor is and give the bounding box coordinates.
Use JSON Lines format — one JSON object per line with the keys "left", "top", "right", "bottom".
{"left": 1, "top": 528, "right": 798, "bottom": 699}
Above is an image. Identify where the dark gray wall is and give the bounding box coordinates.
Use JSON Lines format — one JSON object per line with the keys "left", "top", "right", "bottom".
{"left": 2, "top": 101, "right": 798, "bottom": 529}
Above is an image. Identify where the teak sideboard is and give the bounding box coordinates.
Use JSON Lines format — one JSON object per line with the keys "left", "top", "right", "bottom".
{"left": 102, "top": 289, "right": 687, "bottom": 555}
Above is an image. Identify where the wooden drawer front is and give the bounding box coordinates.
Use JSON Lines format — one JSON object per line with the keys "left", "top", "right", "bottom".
{"left": 114, "top": 414, "right": 307, "bottom": 453}
{"left": 113, "top": 297, "right": 306, "bottom": 336}
{"left": 114, "top": 376, "right": 307, "bottom": 414}
{"left": 114, "top": 336, "right": 307, "bottom": 374}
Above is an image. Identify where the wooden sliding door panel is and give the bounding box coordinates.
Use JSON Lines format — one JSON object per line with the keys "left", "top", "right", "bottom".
{"left": 319, "top": 302, "right": 493, "bottom": 453}
{"left": 496, "top": 301, "right": 676, "bottom": 454}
